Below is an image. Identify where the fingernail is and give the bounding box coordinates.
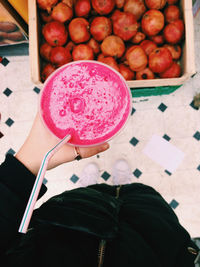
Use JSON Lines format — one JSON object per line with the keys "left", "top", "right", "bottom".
{"left": 102, "top": 143, "right": 109, "bottom": 150}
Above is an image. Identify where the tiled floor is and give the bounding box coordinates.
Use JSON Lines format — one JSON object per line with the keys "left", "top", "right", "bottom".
{"left": 1, "top": 14, "right": 200, "bottom": 238}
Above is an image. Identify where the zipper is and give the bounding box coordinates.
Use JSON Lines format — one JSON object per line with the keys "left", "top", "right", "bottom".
{"left": 97, "top": 185, "right": 122, "bottom": 267}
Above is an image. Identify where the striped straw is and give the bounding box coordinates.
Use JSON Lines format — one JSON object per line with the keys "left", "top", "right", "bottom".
{"left": 18, "top": 134, "right": 71, "bottom": 233}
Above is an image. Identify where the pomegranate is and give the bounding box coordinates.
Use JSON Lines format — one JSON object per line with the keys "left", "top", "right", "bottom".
{"left": 52, "top": 3, "right": 73, "bottom": 22}
{"left": 164, "top": 44, "right": 181, "bottom": 60}
{"left": 65, "top": 41, "right": 75, "bottom": 52}
{"left": 119, "top": 64, "right": 135, "bottom": 80}
{"left": 97, "top": 53, "right": 105, "bottom": 61}
{"left": 69, "top": 18, "right": 90, "bottom": 43}
{"left": 112, "top": 11, "right": 138, "bottom": 41}
{"left": 98, "top": 56, "right": 119, "bottom": 71}
{"left": 136, "top": 67, "right": 155, "bottom": 79}
{"left": 150, "top": 35, "right": 164, "bottom": 45}
{"left": 72, "top": 44, "right": 94, "bottom": 60}
{"left": 163, "top": 19, "right": 184, "bottom": 44}
{"left": 124, "top": 0, "right": 146, "bottom": 21}
{"left": 116, "top": 0, "right": 125, "bottom": 9}
{"left": 87, "top": 38, "right": 100, "bottom": 54}
{"left": 50, "top": 46, "right": 72, "bottom": 67}
{"left": 75, "top": 0, "right": 91, "bottom": 17}
{"left": 140, "top": 40, "right": 157, "bottom": 55}
{"left": 42, "top": 21, "right": 68, "bottom": 46}
{"left": 41, "top": 63, "right": 56, "bottom": 81}
{"left": 164, "top": 5, "right": 180, "bottom": 23}
{"left": 126, "top": 45, "right": 147, "bottom": 71}
{"left": 91, "top": 0, "right": 115, "bottom": 15}
{"left": 145, "top": 0, "right": 167, "bottom": 9}
{"left": 141, "top": 10, "right": 164, "bottom": 36}
{"left": 90, "top": 17, "right": 112, "bottom": 42}
{"left": 149, "top": 47, "right": 173, "bottom": 73}
{"left": 62, "top": 0, "right": 74, "bottom": 8}
{"left": 101, "top": 35, "right": 125, "bottom": 58}
{"left": 131, "top": 32, "right": 146, "bottom": 44}
{"left": 159, "top": 61, "right": 181, "bottom": 78}
{"left": 167, "top": 0, "right": 179, "bottom": 4}
{"left": 37, "top": 0, "right": 58, "bottom": 12}
{"left": 40, "top": 42, "right": 52, "bottom": 61}
{"left": 40, "top": 11, "right": 53, "bottom": 22}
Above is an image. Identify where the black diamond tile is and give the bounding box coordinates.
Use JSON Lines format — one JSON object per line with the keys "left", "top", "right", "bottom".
{"left": 6, "top": 148, "right": 15, "bottom": 155}
{"left": 130, "top": 137, "right": 139, "bottom": 146}
{"left": 33, "top": 87, "right": 40, "bottom": 94}
{"left": 70, "top": 174, "right": 79, "bottom": 183}
{"left": 101, "top": 171, "right": 111, "bottom": 181}
{"left": 190, "top": 100, "right": 199, "bottom": 110}
{"left": 131, "top": 107, "right": 136, "bottom": 115}
{"left": 5, "top": 118, "right": 14, "bottom": 127}
{"left": 133, "top": 168, "right": 142, "bottom": 178}
{"left": 1, "top": 57, "right": 9, "bottom": 66}
{"left": 169, "top": 199, "right": 179, "bottom": 209}
{"left": 193, "top": 131, "right": 200, "bottom": 141}
{"left": 3, "top": 88, "right": 12, "bottom": 97}
{"left": 158, "top": 103, "right": 168, "bottom": 112}
{"left": 163, "top": 134, "right": 171, "bottom": 141}
{"left": 165, "top": 170, "right": 172, "bottom": 176}
{"left": 197, "top": 165, "right": 200, "bottom": 171}
{"left": 0, "top": 132, "right": 3, "bottom": 138}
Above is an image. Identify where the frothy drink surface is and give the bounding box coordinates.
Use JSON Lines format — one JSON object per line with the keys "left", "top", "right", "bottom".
{"left": 40, "top": 61, "right": 131, "bottom": 146}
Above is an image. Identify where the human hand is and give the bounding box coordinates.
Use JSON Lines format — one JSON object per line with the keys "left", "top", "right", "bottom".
{"left": 16, "top": 112, "right": 109, "bottom": 175}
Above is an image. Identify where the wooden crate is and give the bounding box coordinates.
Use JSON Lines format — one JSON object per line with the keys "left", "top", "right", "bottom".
{"left": 28, "top": 0, "right": 195, "bottom": 89}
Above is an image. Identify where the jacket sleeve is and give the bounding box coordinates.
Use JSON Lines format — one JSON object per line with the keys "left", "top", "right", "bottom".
{"left": 0, "top": 154, "right": 47, "bottom": 255}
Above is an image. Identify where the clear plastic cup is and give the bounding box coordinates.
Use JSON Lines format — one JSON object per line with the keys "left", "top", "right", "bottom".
{"left": 39, "top": 60, "right": 132, "bottom": 147}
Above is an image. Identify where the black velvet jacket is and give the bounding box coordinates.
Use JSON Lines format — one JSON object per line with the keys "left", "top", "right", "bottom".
{"left": 0, "top": 154, "right": 198, "bottom": 266}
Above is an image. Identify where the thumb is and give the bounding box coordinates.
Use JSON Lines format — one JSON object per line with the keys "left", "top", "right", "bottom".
{"left": 78, "top": 143, "right": 110, "bottom": 159}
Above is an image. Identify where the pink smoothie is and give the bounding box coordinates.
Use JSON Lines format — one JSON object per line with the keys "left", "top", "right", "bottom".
{"left": 40, "top": 61, "right": 131, "bottom": 146}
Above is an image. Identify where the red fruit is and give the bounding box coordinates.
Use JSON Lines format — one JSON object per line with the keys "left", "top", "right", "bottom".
{"left": 41, "top": 63, "right": 56, "bottom": 82}
{"left": 140, "top": 40, "right": 157, "bottom": 55}
{"left": 164, "top": 5, "right": 180, "bottom": 23}
{"left": 52, "top": 3, "right": 73, "bottom": 22}
{"left": 90, "top": 17, "right": 112, "bottom": 42}
{"left": 150, "top": 35, "right": 164, "bottom": 45}
{"left": 62, "top": 0, "right": 74, "bottom": 8}
{"left": 131, "top": 32, "right": 146, "bottom": 44}
{"left": 37, "top": 0, "right": 58, "bottom": 12}
{"left": 75, "top": 0, "right": 91, "bottom": 17}
{"left": 164, "top": 44, "right": 181, "bottom": 60}
{"left": 163, "top": 19, "right": 184, "bottom": 44}
{"left": 42, "top": 21, "right": 68, "bottom": 46}
{"left": 141, "top": 10, "right": 164, "bottom": 36}
{"left": 112, "top": 11, "right": 138, "bottom": 41}
{"left": 65, "top": 41, "right": 75, "bottom": 52}
{"left": 98, "top": 56, "right": 119, "bottom": 71}
{"left": 124, "top": 0, "right": 146, "bottom": 21}
{"left": 116, "top": 0, "right": 125, "bottom": 9}
{"left": 159, "top": 61, "right": 181, "bottom": 78}
{"left": 101, "top": 35, "right": 125, "bottom": 58}
{"left": 149, "top": 47, "right": 173, "bottom": 73}
{"left": 145, "top": 0, "right": 167, "bottom": 9}
{"left": 126, "top": 45, "right": 147, "bottom": 71}
{"left": 72, "top": 44, "right": 94, "bottom": 60}
{"left": 136, "top": 67, "right": 155, "bottom": 79}
{"left": 91, "top": 0, "right": 115, "bottom": 15}
{"left": 87, "top": 38, "right": 100, "bottom": 54}
{"left": 40, "top": 42, "right": 52, "bottom": 61}
{"left": 97, "top": 53, "right": 105, "bottom": 61}
{"left": 69, "top": 18, "right": 90, "bottom": 43}
{"left": 40, "top": 11, "right": 53, "bottom": 22}
{"left": 119, "top": 63, "right": 135, "bottom": 80}
{"left": 167, "top": 0, "right": 179, "bottom": 4}
{"left": 50, "top": 46, "right": 72, "bottom": 67}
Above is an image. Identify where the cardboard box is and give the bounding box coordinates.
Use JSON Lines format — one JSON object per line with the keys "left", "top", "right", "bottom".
{"left": 29, "top": 0, "right": 195, "bottom": 90}
{"left": 0, "top": 0, "right": 28, "bottom": 46}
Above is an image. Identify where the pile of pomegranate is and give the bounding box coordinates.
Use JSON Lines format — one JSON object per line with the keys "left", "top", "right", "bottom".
{"left": 38, "top": 0, "right": 184, "bottom": 82}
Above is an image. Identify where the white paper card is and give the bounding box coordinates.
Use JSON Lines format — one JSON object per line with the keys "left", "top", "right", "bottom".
{"left": 143, "top": 135, "right": 185, "bottom": 173}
